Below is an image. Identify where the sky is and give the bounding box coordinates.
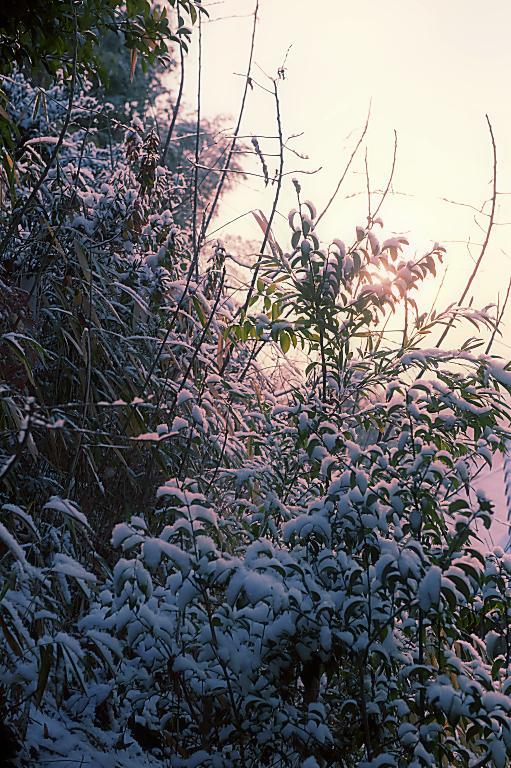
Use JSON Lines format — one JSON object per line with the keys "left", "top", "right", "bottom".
{"left": 174, "top": 0, "right": 511, "bottom": 357}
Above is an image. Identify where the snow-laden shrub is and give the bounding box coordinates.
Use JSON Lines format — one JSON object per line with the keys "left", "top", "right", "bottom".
{"left": 0, "top": 73, "right": 271, "bottom": 763}
{"left": 2, "top": 72, "right": 511, "bottom": 768}
{"left": 81, "top": 284, "right": 511, "bottom": 766}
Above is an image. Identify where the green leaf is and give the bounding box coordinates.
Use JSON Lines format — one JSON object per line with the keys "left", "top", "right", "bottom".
{"left": 492, "top": 656, "right": 506, "bottom": 680}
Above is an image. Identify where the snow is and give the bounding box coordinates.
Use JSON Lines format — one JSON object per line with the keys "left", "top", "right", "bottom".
{"left": 0, "top": 521, "right": 28, "bottom": 567}
{"left": 418, "top": 565, "right": 442, "bottom": 611}
{"left": 43, "top": 497, "right": 90, "bottom": 528}
{"left": 486, "top": 359, "right": 511, "bottom": 389}
{"left": 52, "top": 553, "right": 97, "bottom": 583}
{"left": 142, "top": 539, "right": 191, "bottom": 574}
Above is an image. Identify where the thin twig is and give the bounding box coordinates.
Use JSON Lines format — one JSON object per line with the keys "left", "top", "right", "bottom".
{"left": 191, "top": 16, "right": 203, "bottom": 281}
{"left": 436, "top": 115, "right": 497, "bottom": 348}
{"left": 315, "top": 105, "right": 370, "bottom": 228}
{"left": 371, "top": 129, "right": 397, "bottom": 222}
{"left": 486, "top": 272, "right": 511, "bottom": 354}
{"left": 161, "top": 42, "right": 185, "bottom": 164}
{"left": 201, "top": 0, "right": 259, "bottom": 238}
{"left": 219, "top": 81, "right": 285, "bottom": 377}
{"left": 241, "top": 79, "right": 284, "bottom": 317}
{"left": 186, "top": 158, "right": 320, "bottom": 180}
{"left": 364, "top": 147, "right": 371, "bottom": 222}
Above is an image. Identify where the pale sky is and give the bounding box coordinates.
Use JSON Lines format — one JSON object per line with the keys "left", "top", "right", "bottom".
{"left": 178, "top": 0, "right": 511, "bottom": 357}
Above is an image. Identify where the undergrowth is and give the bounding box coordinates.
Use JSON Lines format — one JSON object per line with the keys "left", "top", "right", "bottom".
{"left": 2, "top": 12, "right": 511, "bottom": 768}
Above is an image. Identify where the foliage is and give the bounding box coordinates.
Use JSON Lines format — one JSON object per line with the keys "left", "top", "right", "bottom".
{"left": 2, "top": 27, "right": 511, "bottom": 768}
{"left": 0, "top": 0, "right": 206, "bottom": 79}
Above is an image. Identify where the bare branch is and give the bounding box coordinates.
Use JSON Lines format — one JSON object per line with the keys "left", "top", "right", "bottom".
{"left": 192, "top": 15, "right": 203, "bottom": 277}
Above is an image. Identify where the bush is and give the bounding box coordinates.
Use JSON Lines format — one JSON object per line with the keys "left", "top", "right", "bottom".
{"left": 2, "top": 31, "right": 511, "bottom": 768}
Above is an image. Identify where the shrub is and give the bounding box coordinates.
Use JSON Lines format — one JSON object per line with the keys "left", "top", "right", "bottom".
{"left": 2, "top": 34, "right": 511, "bottom": 768}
